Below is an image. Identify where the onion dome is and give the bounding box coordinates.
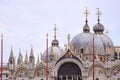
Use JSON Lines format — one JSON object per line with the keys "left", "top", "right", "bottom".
{"left": 83, "top": 8, "right": 90, "bottom": 33}
{"left": 83, "top": 20, "right": 90, "bottom": 33}
{"left": 51, "top": 39, "right": 59, "bottom": 47}
{"left": 93, "top": 8, "right": 104, "bottom": 34}
{"left": 71, "top": 9, "right": 92, "bottom": 54}
{"left": 71, "top": 8, "right": 114, "bottom": 55}
{"left": 93, "top": 23, "right": 104, "bottom": 33}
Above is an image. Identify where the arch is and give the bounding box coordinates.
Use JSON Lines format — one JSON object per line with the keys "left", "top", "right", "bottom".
{"left": 58, "top": 62, "right": 81, "bottom": 75}
{"left": 15, "top": 67, "right": 28, "bottom": 78}
{"left": 57, "top": 62, "right": 82, "bottom": 80}
{"left": 54, "top": 58, "right": 83, "bottom": 80}
{"left": 114, "top": 52, "right": 118, "bottom": 59}
{"left": 34, "top": 67, "right": 46, "bottom": 77}
{"left": 110, "top": 65, "right": 120, "bottom": 76}
{"left": 88, "top": 64, "right": 106, "bottom": 76}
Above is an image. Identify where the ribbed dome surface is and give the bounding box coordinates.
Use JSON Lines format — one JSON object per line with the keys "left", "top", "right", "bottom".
{"left": 83, "top": 23, "right": 90, "bottom": 33}
{"left": 42, "top": 46, "right": 64, "bottom": 62}
{"left": 93, "top": 23, "right": 105, "bottom": 33}
{"left": 71, "top": 32, "right": 114, "bottom": 55}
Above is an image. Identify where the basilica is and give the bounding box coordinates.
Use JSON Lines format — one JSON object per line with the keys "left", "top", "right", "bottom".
{"left": 1, "top": 9, "right": 120, "bottom": 80}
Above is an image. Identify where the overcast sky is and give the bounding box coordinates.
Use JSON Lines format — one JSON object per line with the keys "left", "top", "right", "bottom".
{"left": 0, "top": 0, "right": 120, "bottom": 63}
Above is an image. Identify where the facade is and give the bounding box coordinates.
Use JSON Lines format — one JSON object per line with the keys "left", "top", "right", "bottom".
{"left": 1, "top": 9, "right": 120, "bottom": 80}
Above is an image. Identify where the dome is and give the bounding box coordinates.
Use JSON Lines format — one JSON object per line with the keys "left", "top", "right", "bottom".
{"left": 93, "top": 22, "right": 104, "bottom": 33}
{"left": 83, "top": 24, "right": 90, "bottom": 32}
{"left": 71, "top": 33, "right": 114, "bottom": 55}
{"left": 52, "top": 39, "right": 59, "bottom": 47}
{"left": 71, "top": 32, "right": 93, "bottom": 54}
{"left": 83, "top": 20, "right": 90, "bottom": 33}
{"left": 42, "top": 46, "right": 64, "bottom": 62}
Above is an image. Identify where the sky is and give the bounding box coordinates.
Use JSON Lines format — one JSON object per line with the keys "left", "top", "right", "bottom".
{"left": 0, "top": 0, "right": 120, "bottom": 63}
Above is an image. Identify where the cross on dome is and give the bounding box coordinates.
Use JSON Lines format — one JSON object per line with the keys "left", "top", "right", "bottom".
{"left": 53, "top": 24, "right": 57, "bottom": 40}
{"left": 96, "top": 8, "right": 101, "bottom": 23}
{"left": 84, "top": 7, "right": 90, "bottom": 19}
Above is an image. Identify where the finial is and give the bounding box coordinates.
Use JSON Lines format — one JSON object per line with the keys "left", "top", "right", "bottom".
{"left": 67, "top": 34, "right": 70, "bottom": 49}
{"left": 26, "top": 49, "right": 27, "bottom": 54}
{"left": 105, "top": 27, "right": 109, "bottom": 34}
{"left": 46, "top": 33, "right": 48, "bottom": 39}
{"left": 84, "top": 7, "right": 89, "bottom": 24}
{"left": 96, "top": 8, "right": 101, "bottom": 23}
{"left": 31, "top": 44, "right": 33, "bottom": 49}
{"left": 10, "top": 46, "right": 13, "bottom": 53}
{"left": 1, "top": 34, "right": 3, "bottom": 39}
{"left": 53, "top": 24, "right": 57, "bottom": 40}
{"left": 19, "top": 48, "right": 21, "bottom": 53}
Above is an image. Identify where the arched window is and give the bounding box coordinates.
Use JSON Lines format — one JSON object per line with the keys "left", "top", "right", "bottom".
{"left": 10, "top": 60, "right": 12, "bottom": 64}
{"left": 119, "top": 53, "right": 120, "bottom": 59}
{"left": 114, "top": 52, "right": 118, "bottom": 60}
{"left": 96, "top": 78, "right": 99, "bottom": 80}
{"left": 81, "top": 48, "right": 84, "bottom": 53}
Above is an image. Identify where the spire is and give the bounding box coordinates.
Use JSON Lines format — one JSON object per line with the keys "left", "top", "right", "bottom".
{"left": 8, "top": 46, "right": 15, "bottom": 65}
{"left": 9, "top": 46, "right": 14, "bottom": 59}
{"left": 30, "top": 46, "right": 34, "bottom": 57}
{"left": 24, "top": 50, "right": 28, "bottom": 65}
{"left": 29, "top": 46, "right": 35, "bottom": 66}
{"left": 83, "top": 7, "right": 90, "bottom": 32}
{"left": 37, "top": 54, "right": 40, "bottom": 64}
{"left": 67, "top": 34, "right": 70, "bottom": 49}
{"left": 96, "top": 8, "right": 101, "bottom": 23}
{"left": 17, "top": 49, "right": 23, "bottom": 64}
